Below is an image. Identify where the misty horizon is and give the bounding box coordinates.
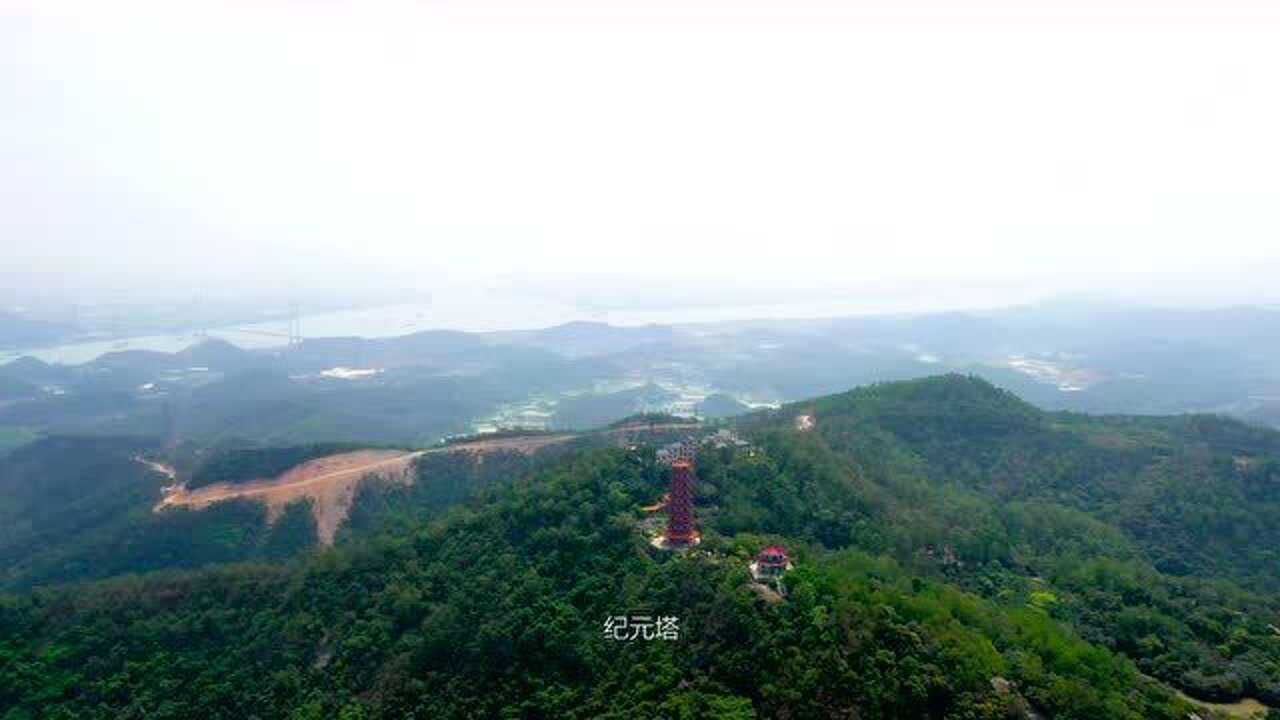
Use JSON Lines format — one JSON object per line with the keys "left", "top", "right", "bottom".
{"left": 5, "top": 1, "right": 1280, "bottom": 312}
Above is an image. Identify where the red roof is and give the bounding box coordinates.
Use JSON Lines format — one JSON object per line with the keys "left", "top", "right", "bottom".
{"left": 758, "top": 545, "right": 789, "bottom": 564}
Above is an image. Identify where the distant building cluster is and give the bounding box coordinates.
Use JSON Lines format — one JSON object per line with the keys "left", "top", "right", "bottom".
{"left": 655, "top": 429, "right": 749, "bottom": 464}
{"left": 704, "top": 428, "right": 749, "bottom": 449}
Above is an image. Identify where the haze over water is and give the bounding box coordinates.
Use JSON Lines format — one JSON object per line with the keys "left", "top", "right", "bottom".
{"left": 1, "top": 284, "right": 1053, "bottom": 366}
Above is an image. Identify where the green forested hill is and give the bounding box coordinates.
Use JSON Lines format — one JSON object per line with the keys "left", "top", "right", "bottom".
{"left": 789, "top": 376, "right": 1280, "bottom": 589}
{"left": 3, "top": 375, "right": 1280, "bottom": 718}
{"left": 0, "top": 437, "right": 320, "bottom": 590}
{"left": 0, "top": 432, "right": 578, "bottom": 592}
{"left": 729, "top": 375, "right": 1280, "bottom": 707}
{"left": 0, "top": 448, "right": 1192, "bottom": 719}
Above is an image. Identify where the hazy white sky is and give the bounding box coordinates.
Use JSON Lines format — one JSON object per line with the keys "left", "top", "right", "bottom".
{"left": 4, "top": 1, "right": 1280, "bottom": 307}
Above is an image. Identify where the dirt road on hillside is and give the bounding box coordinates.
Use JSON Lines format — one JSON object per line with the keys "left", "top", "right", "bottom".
{"left": 440, "top": 434, "right": 577, "bottom": 454}
{"left": 134, "top": 456, "right": 177, "bottom": 482}
{"left": 154, "top": 423, "right": 705, "bottom": 544}
{"left": 156, "top": 449, "right": 424, "bottom": 544}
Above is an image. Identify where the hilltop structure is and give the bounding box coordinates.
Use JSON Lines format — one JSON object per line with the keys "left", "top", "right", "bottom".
{"left": 664, "top": 458, "right": 699, "bottom": 546}
{"left": 656, "top": 437, "right": 698, "bottom": 465}
{"left": 750, "top": 545, "right": 792, "bottom": 583}
{"left": 647, "top": 437, "right": 701, "bottom": 550}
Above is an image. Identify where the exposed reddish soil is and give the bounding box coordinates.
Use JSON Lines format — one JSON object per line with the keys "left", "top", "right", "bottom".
{"left": 156, "top": 450, "right": 423, "bottom": 545}
{"left": 154, "top": 423, "right": 705, "bottom": 545}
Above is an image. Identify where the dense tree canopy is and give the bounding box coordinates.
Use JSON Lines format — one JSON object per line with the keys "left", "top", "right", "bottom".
{"left": 3, "top": 375, "right": 1279, "bottom": 717}
{"left": 0, "top": 447, "right": 1193, "bottom": 719}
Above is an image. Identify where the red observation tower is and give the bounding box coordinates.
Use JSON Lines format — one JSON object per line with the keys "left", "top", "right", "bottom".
{"left": 665, "top": 458, "right": 699, "bottom": 545}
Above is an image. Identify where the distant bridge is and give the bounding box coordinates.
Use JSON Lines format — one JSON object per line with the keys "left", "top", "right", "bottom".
{"left": 197, "top": 305, "right": 303, "bottom": 348}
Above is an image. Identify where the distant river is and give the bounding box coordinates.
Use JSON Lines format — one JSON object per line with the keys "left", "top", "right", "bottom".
{"left": 0, "top": 286, "right": 1038, "bottom": 366}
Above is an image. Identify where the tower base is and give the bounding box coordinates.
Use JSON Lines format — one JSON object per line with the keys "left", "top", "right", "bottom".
{"left": 650, "top": 533, "right": 702, "bottom": 551}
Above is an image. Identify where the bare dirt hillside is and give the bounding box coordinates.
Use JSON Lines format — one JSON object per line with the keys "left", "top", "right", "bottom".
{"left": 157, "top": 449, "right": 423, "bottom": 544}
{"left": 152, "top": 433, "right": 593, "bottom": 544}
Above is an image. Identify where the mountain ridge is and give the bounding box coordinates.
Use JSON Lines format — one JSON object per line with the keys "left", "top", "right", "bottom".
{"left": 3, "top": 374, "right": 1280, "bottom": 717}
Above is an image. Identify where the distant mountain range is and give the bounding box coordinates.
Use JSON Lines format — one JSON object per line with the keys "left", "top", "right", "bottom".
{"left": 1, "top": 301, "right": 1277, "bottom": 456}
